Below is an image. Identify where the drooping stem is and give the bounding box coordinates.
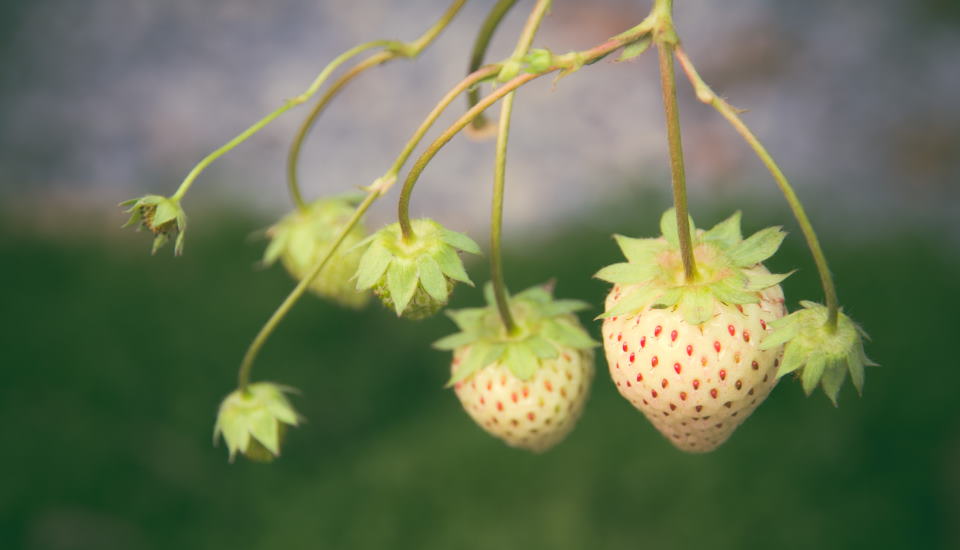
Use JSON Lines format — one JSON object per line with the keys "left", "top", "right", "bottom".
{"left": 490, "top": 93, "right": 518, "bottom": 335}
{"left": 171, "top": 40, "right": 397, "bottom": 202}
{"left": 488, "top": 0, "right": 552, "bottom": 334}
{"left": 287, "top": 51, "right": 391, "bottom": 211}
{"left": 467, "top": 0, "right": 519, "bottom": 132}
{"left": 286, "top": 0, "right": 468, "bottom": 211}
{"left": 674, "top": 47, "right": 840, "bottom": 329}
{"left": 656, "top": 38, "right": 697, "bottom": 282}
{"left": 238, "top": 192, "right": 378, "bottom": 390}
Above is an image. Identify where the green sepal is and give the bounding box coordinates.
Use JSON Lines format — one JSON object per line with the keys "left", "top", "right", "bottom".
{"left": 762, "top": 301, "right": 875, "bottom": 404}
{"left": 727, "top": 226, "right": 786, "bottom": 267}
{"left": 679, "top": 287, "right": 714, "bottom": 325}
{"left": 418, "top": 256, "right": 448, "bottom": 302}
{"left": 441, "top": 228, "right": 482, "bottom": 255}
{"left": 213, "top": 382, "right": 302, "bottom": 463}
{"left": 594, "top": 263, "right": 657, "bottom": 285}
{"left": 702, "top": 211, "right": 743, "bottom": 249}
{"left": 745, "top": 270, "right": 794, "bottom": 291}
{"left": 354, "top": 241, "right": 393, "bottom": 290}
{"left": 436, "top": 245, "right": 473, "bottom": 285}
{"left": 659, "top": 208, "right": 696, "bottom": 249}
{"left": 120, "top": 194, "right": 188, "bottom": 256}
{"left": 707, "top": 279, "right": 760, "bottom": 305}
{"left": 386, "top": 260, "right": 419, "bottom": 316}
{"left": 439, "top": 283, "right": 597, "bottom": 385}
{"left": 613, "top": 235, "right": 668, "bottom": 264}
{"left": 597, "top": 285, "right": 661, "bottom": 319}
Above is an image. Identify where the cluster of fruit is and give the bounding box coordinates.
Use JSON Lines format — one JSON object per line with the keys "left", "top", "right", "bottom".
{"left": 121, "top": 0, "right": 872, "bottom": 462}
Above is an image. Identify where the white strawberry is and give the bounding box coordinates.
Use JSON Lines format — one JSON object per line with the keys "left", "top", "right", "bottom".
{"left": 435, "top": 284, "right": 596, "bottom": 452}
{"left": 596, "top": 209, "right": 790, "bottom": 453}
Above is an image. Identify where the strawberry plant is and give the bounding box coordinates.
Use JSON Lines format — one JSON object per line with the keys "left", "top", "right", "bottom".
{"left": 121, "top": 0, "right": 873, "bottom": 461}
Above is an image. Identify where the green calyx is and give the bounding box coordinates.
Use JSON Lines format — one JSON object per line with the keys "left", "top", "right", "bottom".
{"left": 354, "top": 218, "right": 480, "bottom": 319}
{"left": 760, "top": 301, "right": 876, "bottom": 405}
{"left": 263, "top": 195, "right": 370, "bottom": 309}
{"left": 435, "top": 283, "right": 598, "bottom": 385}
{"left": 595, "top": 208, "right": 791, "bottom": 325}
{"left": 120, "top": 195, "right": 187, "bottom": 255}
{"left": 213, "top": 382, "right": 302, "bottom": 463}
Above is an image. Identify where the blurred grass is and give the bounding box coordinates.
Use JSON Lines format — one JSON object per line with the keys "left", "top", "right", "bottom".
{"left": 1, "top": 200, "right": 958, "bottom": 550}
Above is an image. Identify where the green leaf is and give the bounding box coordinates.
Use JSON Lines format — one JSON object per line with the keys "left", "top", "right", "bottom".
{"left": 820, "top": 361, "right": 847, "bottom": 406}
{"left": 152, "top": 200, "right": 179, "bottom": 227}
{"left": 525, "top": 335, "right": 558, "bottom": 359}
{"left": 386, "top": 260, "right": 419, "bottom": 316}
{"left": 446, "top": 307, "right": 487, "bottom": 331}
{"left": 727, "top": 226, "right": 786, "bottom": 267}
{"left": 598, "top": 285, "right": 661, "bottom": 319}
{"left": 542, "top": 299, "right": 590, "bottom": 316}
{"left": 777, "top": 342, "right": 807, "bottom": 378}
{"left": 659, "top": 208, "right": 696, "bottom": 248}
{"left": 515, "top": 285, "right": 551, "bottom": 304}
{"left": 847, "top": 346, "right": 866, "bottom": 395}
{"left": 543, "top": 319, "right": 596, "bottom": 349}
{"left": 448, "top": 344, "right": 492, "bottom": 386}
{"left": 702, "top": 211, "right": 743, "bottom": 249}
{"left": 594, "top": 262, "right": 657, "bottom": 284}
{"left": 708, "top": 280, "right": 760, "bottom": 306}
{"left": 354, "top": 241, "right": 393, "bottom": 290}
{"left": 654, "top": 287, "right": 682, "bottom": 308}
{"left": 679, "top": 287, "right": 715, "bottom": 325}
{"left": 614, "top": 235, "right": 667, "bottom": 264}
{"left": 744, "top": 270, "right": 794, "bottom": 291}
{"left": 759, "top": 322, "right": 800, "bottom": 351}
{"left": 441, "top": 229, "right": 482, "bottom": 255}
{"left": 617, "top": 37, "right": 651, "bottom": 61}
{"left": 417, "top": 255, "right": 448, "bottom": 302}
{"left": 505, "top": 344, "right": 539, "bottom": 381}
{"left": 436, "top": 246, "right": 473, "bottom": 285}
{"left": 801, "top": 353, "right": 827, "bottom": 396}
{"left": 433, "top": 331, "right": 478, "bottom": 351}
{"left": 249, "top": 411, "right": 280, "bottom": 455}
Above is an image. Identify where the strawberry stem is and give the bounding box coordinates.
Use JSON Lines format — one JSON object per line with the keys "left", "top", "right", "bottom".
{"left": 287, "top": 0, "right": 468, "bottom": 213}
{"left": 654, "top": 1, "right": 698, "bottom": 283}
{"left": 466, "top": 0, "right": 519, "bottom": 134}
{"left": 674, "top": 46, "right": 840, "bottom": 330}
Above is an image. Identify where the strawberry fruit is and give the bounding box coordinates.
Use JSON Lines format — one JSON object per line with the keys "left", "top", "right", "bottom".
{"left": 597, "top": 209, "right": 790, "bottom": 452}
{"left": 435, "top": 284, "right": 597, "bottom": 452}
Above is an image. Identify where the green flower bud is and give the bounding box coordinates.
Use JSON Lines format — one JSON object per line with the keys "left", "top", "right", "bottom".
{"left": 354, "top": 219, "right": 481, "bottom": 320}
{"left": 263, "top": 196, "right": 370, "bottom": 309}
{"left": 120, "top": 195, "right": 187, "bottom": 255}
{"left": 213, "top": 382, "right": 302, "bottom": 463}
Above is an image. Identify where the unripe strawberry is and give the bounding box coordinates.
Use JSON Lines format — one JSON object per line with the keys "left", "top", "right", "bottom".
{"left": 213, "top": 382, "right": 302, "bottom": 463}
{"left": 355, "top": 218, "right": 480, "bottom": 319}
{"left": 436, "top": 284, "right": 597, "bottom": 452}
{"left": 597, "top": 209, "right": 791, "bottom": 453}
{"left": 263, "top": 196, "right": 370, "bottom": 309}
{"left": 120, "top": 194, "right": 187, "bottom": 255}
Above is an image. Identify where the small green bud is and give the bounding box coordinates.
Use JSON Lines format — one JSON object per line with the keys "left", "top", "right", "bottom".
{"left": 120, "top": 195, "right": 187, "bottom": 255}
{"left": 263, "top": 196, "right": 370, "bottom": 309}
{"left": 523, "top": 49, "right": 554, "bottom": 73}
{"left": 354, "top": 219, "right": 480, "bottom": 320}
{"left": 213, "top": 382, "right": 302, "bottom": 463}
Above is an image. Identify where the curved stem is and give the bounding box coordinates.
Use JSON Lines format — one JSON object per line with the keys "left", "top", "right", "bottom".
{"left": 487, "top": 0, "right": 551, "bottom": 334}
{"left": 656, "top": 39, "right": 697, "bottom": 282}
{"left": 674, "top": 47, "right": 840, "bottom": 330}
{"left": 490, "top": 92, "right": 519, "bottom": 335}
{"left": 170, "top": 40, "right": 397, "bottom": 202}
{"left": 286, "top": 0, "right": 468, "bottom": 212}
{"left": 287, "top": 51, "right": 392, "bottom": 212}
{"left": 238, "top": 192, "right": 378, "bottom": 390}
{"left": 467, "top": 0, "right": 519, "bottom": 132}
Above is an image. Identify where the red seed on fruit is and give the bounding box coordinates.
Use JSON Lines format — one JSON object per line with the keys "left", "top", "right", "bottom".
{"left": 728, "top": 325, "right": 736, "bottom": 336}
{"left": 670, "top": 330, "right": 678, "bottom": 342}
{"left": 629, "top": 352, "right": 635, "bottom": 363}
{"left": 651, "top": 389, "right": 658, "bottom": 398}
{"left": 735, "top": 380, "right": 742, "bottom": 390}
{"left": 636, "top": 373, "right": 644, "bottom": 382}
{"left": 693, "top": 379, "right": 701, "bottom": 389}
{"left": 710, "top": 388, "right": 718, "bottom": 399}
{"left": 654, "top": 326, "right": 663, "bottom": 337}
{"left": 686, "top": 345, "right": 693, "bottom": 356}
{"left": 651, "top": 356, "right": 659, "bottom": 367}
{"left": 719, "top": 369, "right": 727, "bottom": 380}
{"left": 679, "top": 391, "right": 687, "bottom": 400}
{"left": 743, "top": 330, "right": 751, "bottom": 342}
{"left": 752, "top": 360, "right": 759, "bottom": 370}
{"left": 661, "top": 379, "right": 669, "bottom": 388}
{"left": 714, "top": 341, "right": 721, "bottom": 353}
{"left": 640, "top": 336, "right": 646, "bottom": 348}
{"left": 674, "top": 363, "right": 682, "bottom": 374}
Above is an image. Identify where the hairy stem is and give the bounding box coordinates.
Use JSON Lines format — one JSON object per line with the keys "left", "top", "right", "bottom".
{"left": 655, "top": 30, "right": 697, "bottom": 282}
{"left": 489, "top": 0, "right": 552, "bottom": 334}
{"left": 467, "top": 0, "right": 519, "bottom": 132}
{"left": 674, "top": 46, "right": 840, "bottom": 329}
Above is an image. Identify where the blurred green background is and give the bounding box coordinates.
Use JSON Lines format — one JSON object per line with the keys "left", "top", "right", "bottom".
{"left": 2, "top": 0, "right": 959, "bottom": 548}
{"left": 2, "top": 192, "right": 958, "bottom": 549}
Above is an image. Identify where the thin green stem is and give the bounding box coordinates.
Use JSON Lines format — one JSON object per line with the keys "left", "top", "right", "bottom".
{"left": 675, "top": 47, "right": 840, "bottom": 329}
{"left": 286, "top": 0, "right": 468, "bottom": 211}
{"left": 238, "top": 192, "right": 377, "bottom": 390}
{"left": 656, "top": 37, "right": 697, "bottom": 282}
{"left": 171, "top": 40, "right": 397, "bottom": 202}
{"left": 397, "top": 13, "right": 658, "bottom": 241}
{"left": 287, "top": 51, "right": 392, "bottom": 212}
{"left": 490, "top": 92, "right": 518, "bottom": 335}
{"left": 488, "top": 0, "right": 551, "bottom": 334}
{"left": 467, "top": 0, "right": 518, "bottom": 132}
